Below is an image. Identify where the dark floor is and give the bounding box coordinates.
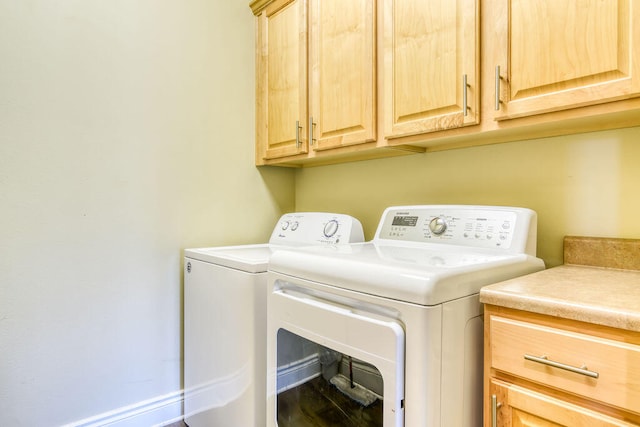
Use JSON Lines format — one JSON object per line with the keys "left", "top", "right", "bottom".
{"left": 277, "top": 376, "right": 383, "bottom": 427}
{"left": 177, "top": 375, "right": 382, "bottom": 427}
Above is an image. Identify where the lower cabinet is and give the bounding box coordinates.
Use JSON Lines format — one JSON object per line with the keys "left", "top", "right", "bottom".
{"left": 484, "top": 305, "right": 640, "bottom": 427}
{"left": 490, "top": 379, "right": 637, "bottom": 427}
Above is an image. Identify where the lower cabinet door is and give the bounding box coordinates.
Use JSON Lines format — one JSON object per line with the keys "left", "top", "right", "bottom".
{"left": 489, "top": 380, "right": 638, "bottom": 427}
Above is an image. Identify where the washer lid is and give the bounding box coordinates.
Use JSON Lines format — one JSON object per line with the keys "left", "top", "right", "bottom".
{"left": 185, "top": 244, "right": 274, "bottom": 273}
{"left": 268, "top": 242, "right": 545, "bottom": 305}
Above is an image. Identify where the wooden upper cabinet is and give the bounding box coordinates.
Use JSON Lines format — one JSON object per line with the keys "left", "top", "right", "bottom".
{"left": 251, "top": 0, "right": 640, "bottom": 166}
{"left": 310, "top": 0, "right": 377, "bottom": 151}
{"left": 494, "top": 0, "right": 640, "bottom": 120}
{"left": 383, "top": 0, "right": 479, "bottom": 140}
{"left": 255, "top": 0, "right": 308, "bottom": 162}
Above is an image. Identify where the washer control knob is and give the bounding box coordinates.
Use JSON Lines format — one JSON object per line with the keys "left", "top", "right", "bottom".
{"left": 291, "top": 221, "right": 299, "bottom": 231}
{"left": 281, "top": 220, "right": 290, "bottom": 230}
{"left": 429, "top": 216, "right": 447, "bottom": 235}
{"left": 323, "top": 220, "right": 339, "bottom": 238}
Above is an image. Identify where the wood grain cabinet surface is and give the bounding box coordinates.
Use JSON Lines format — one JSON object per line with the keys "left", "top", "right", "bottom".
{"left": 484, "top": 306, "right": 640, "bottom": 427}
{"left": 493, "top": 0, "right": 640, "bottom": 121}
{"left": 309, "top": 0, "right": 376, "bottom": 152}
{"left": 254, "top": 0, "right": 308, "bottom": 162}
{"left": 250, "top": 0, "right": 640, "bottom": 167}
{"left": 253, "top": 0, "right": 389, "bottom": 166}
{"left": 382, "top": 0, "right": 479, "bottom": 140}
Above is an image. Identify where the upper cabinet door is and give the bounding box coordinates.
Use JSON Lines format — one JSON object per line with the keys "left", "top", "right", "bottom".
{"left": 495, "top": 0, "right": 640, "bottom": 120}
{"left": 383, "top": 0, "right": 479, "bottom": 140}
{"left": 257, "top": 0, "right": 308, "bottom": 161}
{"left": 309, "top": 0, "right": 377, "bottom": 151}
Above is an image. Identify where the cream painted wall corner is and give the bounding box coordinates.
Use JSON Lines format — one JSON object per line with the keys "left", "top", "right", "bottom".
{"left": 294, "top": 126, "right": 640, "bottom": 267}
{"left": 0, "top": 1, "right": 293, "bottom": 426}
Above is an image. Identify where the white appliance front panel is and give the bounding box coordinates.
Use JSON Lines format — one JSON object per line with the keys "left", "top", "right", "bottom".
{"left": 269, "top": 212, "right": 364, "bottom": 246}
{"left": 184, "top": 259, "right": 267, "bottom": 426}
{"left": 374, "top": 205, "right": 538, "bottom": 256}
{"left": 267, "top": 272, "right": 446, "bottom": 427}
{"left": 268, "top": 281, "right": 405, "bottom": 427}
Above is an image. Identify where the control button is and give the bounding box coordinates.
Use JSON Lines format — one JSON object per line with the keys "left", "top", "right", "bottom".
{"left": 486, "top": 234, "right": 492, "bottom": 240}
{"left": 429, "top": 216, "right": 447, "bottom": 235}
{"left": 281, "top": 221, "right": 290, "bottom": 230}
{"left": 323, "top": 220, "right": 339, "bottom": 238}
{"left": 291, "top": 221, "right": 299, "bottom": 231}
{"left": 502, "top": 221, "right": 511, "bottom": 230}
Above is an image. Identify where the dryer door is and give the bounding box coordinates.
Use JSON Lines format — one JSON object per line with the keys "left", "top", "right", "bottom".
{"left": 267, "top": 281, "right": 405, "bottom": 427}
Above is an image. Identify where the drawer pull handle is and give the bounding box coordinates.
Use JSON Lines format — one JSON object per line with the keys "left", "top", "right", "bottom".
{"left": 524, "top": 354, "right": 599, "bottom": 379}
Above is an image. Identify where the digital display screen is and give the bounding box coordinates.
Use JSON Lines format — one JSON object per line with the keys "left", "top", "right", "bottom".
{"left": 392, "top": 216, "right": 418, "bottom": 227}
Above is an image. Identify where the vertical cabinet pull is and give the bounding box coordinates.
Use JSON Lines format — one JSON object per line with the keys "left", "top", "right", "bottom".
{"left": 309, "top": 116, "right": 316, "bottom": 146}
{"left": 295, "top": 120, "right": 302, "bottom": 147}
{"left": 495, "top": 66, "right": 501, "bottom": 111}
{"left": 491, "top": 394, "right": 502, "bottom": 427}
{"left": 462, "top": 74, "right": 469, "bottom": 116}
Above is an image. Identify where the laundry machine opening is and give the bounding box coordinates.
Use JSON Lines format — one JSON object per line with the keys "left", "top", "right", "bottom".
{"left": 276, "top": 329, "right": 385, "bottom": 427}
{"left": 267, "top": 281, "right": 405, "bottom": 427}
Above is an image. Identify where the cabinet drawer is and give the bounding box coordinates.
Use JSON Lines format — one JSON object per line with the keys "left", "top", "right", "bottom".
{"left": 489, "top": 315, "right": 640, "bottom": 415}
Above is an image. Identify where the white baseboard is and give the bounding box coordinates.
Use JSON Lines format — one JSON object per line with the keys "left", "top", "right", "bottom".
{"left": 276, "top": 354, "right": 320, "bottom": 393}
{"left": 61, "top": 390, "right": 184, "bottom": 427}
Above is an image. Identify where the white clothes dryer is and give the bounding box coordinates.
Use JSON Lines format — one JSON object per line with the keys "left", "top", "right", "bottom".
{"left": 266, "top": 205, "right": 545, "bottom": 427}
{"left": 183, "top": 212, "right": 364, "bottom": 427}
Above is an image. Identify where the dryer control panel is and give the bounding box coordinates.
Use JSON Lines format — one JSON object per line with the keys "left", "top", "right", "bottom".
{"left": 269, "top": 212, "right": 364, "bottom": 246}
{"left": 375, "top": 205, "right": 538, "bottom": 256}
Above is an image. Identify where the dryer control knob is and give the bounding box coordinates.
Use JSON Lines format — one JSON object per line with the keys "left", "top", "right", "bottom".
{"left": 323, "top": 220, "right": 339, "bottom": 238}
{"left": 429, "top": 216, "right": 447, "bottom": 235}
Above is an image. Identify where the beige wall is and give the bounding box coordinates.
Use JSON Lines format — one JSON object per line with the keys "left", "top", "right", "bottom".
{"left": 0, "top": 1, "right": 293, "bottom": 425}
{"left": 294, "top": 126, "right": 640, "bottom": 267}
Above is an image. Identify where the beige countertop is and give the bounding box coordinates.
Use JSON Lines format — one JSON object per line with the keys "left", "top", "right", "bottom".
{"left": 480, "top": 264, "right": 640, "bottom": 332}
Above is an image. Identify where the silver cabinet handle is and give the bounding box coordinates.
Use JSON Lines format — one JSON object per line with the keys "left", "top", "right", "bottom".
{"left": 491, "top": 394, "right": 502, "bottom": 427}
{"left": 462, "top": 74, "right": 469, "bottom": 116}
{"left": 295, "top": 120, "right": 302, "bottom": 147}
{"left": 309, "top": 116, "right": 316, "bottom": 146}
{"left": 495, "top": 65, "right": 501, "bottom": 111}
{"left": 524, "top": 354, "right": 599, "bottom": 379}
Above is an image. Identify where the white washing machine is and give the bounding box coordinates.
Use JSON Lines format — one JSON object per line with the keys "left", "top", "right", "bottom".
{"left": 183, "top": 212, "right": 364, "bottom": 427}
{"left": 266, "top": 205, "right": 545, "bottom": 427}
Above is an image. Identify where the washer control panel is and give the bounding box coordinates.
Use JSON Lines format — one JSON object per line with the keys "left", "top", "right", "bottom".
{"left": 375, "top": 205, "right": 538, "bottom": 255}
{"left": 269, "top": 213, "right": 364, "bottom": 246}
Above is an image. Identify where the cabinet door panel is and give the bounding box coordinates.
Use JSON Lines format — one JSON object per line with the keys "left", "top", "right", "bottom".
{"left": 384, "top": 0, "right": 479, "bottom": 139}
{"left": 496, "top": 0, "right": 640, "bottom": 120}
{"left": 490, "top": 380, "right": 637, "bottom": 427}
{"left": 310, "top": 0, "right": 376, "bottom": 151}
{"left": 259, "top": 0, "right": 308, "bottom": 160}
